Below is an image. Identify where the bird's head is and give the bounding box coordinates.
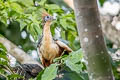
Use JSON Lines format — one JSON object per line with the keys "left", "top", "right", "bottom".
{"left": 42, "top": 12, "right": 53, "bottom": 22}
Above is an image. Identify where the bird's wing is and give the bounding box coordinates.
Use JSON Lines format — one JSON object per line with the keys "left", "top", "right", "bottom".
{"left": 37, "top": 35, "right": 43, "bottom": 47}
{"left": 37, "top": 47, "right": 46, "bottom": 68}
{"left": 37, "top": 48, "right": 42, "bottom": 62}
{"left": 55, "top": 40, "right": 72, "bottom": 53}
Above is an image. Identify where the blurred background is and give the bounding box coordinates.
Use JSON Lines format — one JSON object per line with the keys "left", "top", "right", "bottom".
{"left": 1, "top": 0, "right": 120, "bottom": 79}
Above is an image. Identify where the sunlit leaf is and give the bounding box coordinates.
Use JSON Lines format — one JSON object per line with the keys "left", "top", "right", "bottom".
{"left": 10, "top": 2, "right": 23, "bottom": 13}
{"left": 0, "top": 43, "right": 7, "bottom": 55}
{"left": 0, "top": 60, "right": 8, "bottom": 65}
{"left": 39, "top": 0, "right": 47, "bottom": 6}
{"left": 18, "top": 20, "right": 27, "bottom": 31}
{"left": 41, "top": 64, "right": 58, "bottom": 80}
{"left": 0, "top": 43, "right": 8, "bottom": 66}
{"left": 7, "top": 74, "right": 23, "bottom": 80}
{"left": 34, "top": 24, "right": 42, "bottom": 35}
{"left": 10, "top": 0, "right": 18, "bottom": 2}
{"left": 0, "top": 54, "right": 9, "bottom": 61}
{"left": 24, "top": 7, "right": 37, "bottom": 14}
{"left": 17, "top": 0, "right": 33, "bottom": 7}
{"left": 45, "top": 4, "right": 60, "bottom": 10}
{"left": 60, "top": 19, "right": 68, "bottom": 30}
{"left": 65, "top": 49, "right": 83, "bottom": 73}
{"left": 0, "top": 16, "right": 8, "bottom": 25}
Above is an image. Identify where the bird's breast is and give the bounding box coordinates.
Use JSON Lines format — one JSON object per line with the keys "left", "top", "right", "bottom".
{"left": 40, "top": 43, "right": 60, "bottom": 60}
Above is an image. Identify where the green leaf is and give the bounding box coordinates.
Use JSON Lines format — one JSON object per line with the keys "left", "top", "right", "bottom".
{"left": 0, "top": 69, "right": 6, "bottom": 74}
{"left": 0, "top": 34, "right": 4, "bottom": 38}
{"left": 62, "top": 67, "right": 84, "bottom": 80}
{"left": 45, "top": 4, "right": 60, "bottom": 10}
{"left": 10, "top": 2, "right": 23, "bottom": 13}
{"left": 36, "top": 70, "right": 45, "bottom": 80}
{"left": 0, "top": 43, "right": 7, "bottom": 55}
{"left": 41, "top": 64, "right": 58, "bottom": 80}
{"left": 7, "top": 74, "right": 23, "bottom": 80}
{"left": 29, "top": 23, "right": 38, "bottom": 40}
{"left": 65, "top": 49, "right": 83, "bottom": 73}
{"left": 39, "top": 0, "right": 47, "bottom": 6}
{"left": 0, "top": 60, "right": 8, "bottom": 65}
{"left": 18, "top": 20, "right": 27, "bottom": 31}
{"left": 99, "top": 0, "right": 105, "bottom": 6}
{"left": 17, "top": 0, "right": 33, "bottom": 7}
{"left": 10, "top": 0, "right": 18, "bottom": 2}
{"left": 60, "top": 19, "right": 68, "bottom": 30}
{"left": 29, "top": 78, "right": 35, "bottom": 80}
{"left": 0, "top": 69, "right": 7, "bottom": 79}
{"left": 24, "top": 7, "right": 37, "bottom": 14}
{"left": 0, "top": 16, "right": 8, "bottom": 25}
{"left": 66, "top": 60, "right": 83, "bottom": 73}
{"left": 0, "top": 43, "right": 8, "bottom": 65}
{"left": 34, "top": 24, "right": 42, "bottom": 35}
{"left": 0, "top": 54, "right": 9, "bottom": 61}
{"left": 61, "top": 30, "right": 66, "bottom": 40}
{"left": 67, "top": 25, "right": 76, "bottom": 31}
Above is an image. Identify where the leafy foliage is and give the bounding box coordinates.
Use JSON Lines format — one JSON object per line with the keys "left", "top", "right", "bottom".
{"left": 0, "top": 0, "right": 80, "bottom": 79}
{"left": 0, "top": 0, "right": 119, "bottom": 80}
{"left": 37, "top": 64, "right": 58, "bottom": 80}
{"left": 0, "top": 0, "right": 82, "bottom": 79}
{"left": 37, "top": 49, "right": 88, "bottom": 80}
{"left": 112, "top": 61, "right": 120, "bottom": 80}
{"left": 0, "top": 0, "right": 78, "bottom": 50}
{"left": 65, "top": 49, "right": 83, "bottom": 73}
{"left": 99, "top": 0, "right": 106, "bottom": 6}
{"left": 0, "top": 43, "right": 9, "bottom": 66}
{"left": 0, "top": 43, "right": 23, "bottom": 80}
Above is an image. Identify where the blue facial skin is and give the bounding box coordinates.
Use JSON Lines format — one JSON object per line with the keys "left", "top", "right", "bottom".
{"left": 44, "top": 16, "right": 53, "bottom": 22}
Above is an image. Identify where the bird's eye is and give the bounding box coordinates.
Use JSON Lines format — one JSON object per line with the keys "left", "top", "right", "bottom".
{"left": 44, "top": 16, "right": 51, "bottom": 21}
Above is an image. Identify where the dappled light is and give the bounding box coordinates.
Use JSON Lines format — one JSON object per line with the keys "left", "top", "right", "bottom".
{"left": 0, "top": 0, "right": 120, "bottom": 80}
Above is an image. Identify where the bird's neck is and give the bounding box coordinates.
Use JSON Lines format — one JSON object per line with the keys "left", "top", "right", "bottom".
{"left": 43, "top": 21, "right": 53, "bottom": 43}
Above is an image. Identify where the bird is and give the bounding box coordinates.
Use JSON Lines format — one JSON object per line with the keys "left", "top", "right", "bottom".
{"left": 37, "top": 12, "right": 72, "bottom": 67}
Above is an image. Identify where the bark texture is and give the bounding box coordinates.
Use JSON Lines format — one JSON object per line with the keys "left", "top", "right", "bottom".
{"left": 0, "top": 36, "right": 44, "bottom": 69}
{"left": 13, "top": 64, "right": 42, "bottom": 80}
{"left": 73, "top": 0, "right": 114, "bottom": 80}
{"left": 63, "top": 0, "right": 120, "bottom": 48}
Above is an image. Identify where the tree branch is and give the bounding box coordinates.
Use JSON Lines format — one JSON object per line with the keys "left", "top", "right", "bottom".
{"left": 0, "top": 36, "right": 44, "bottom": 69}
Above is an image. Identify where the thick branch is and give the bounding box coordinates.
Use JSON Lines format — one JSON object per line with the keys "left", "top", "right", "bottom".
{"left": 13, "top": 64, "right": 42, "bottom": 80}
{"left": 0, "top": 37, "right": 44, "bottom": 69}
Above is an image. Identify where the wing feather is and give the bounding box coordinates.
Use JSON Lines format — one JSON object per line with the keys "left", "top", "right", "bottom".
{"left": 55, "top": 40, "right": 72, "bottom": 53}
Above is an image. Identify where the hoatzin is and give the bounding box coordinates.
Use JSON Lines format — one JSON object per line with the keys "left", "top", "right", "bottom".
{"left": 37, "top": 12, "right": 72, "bottom": 67}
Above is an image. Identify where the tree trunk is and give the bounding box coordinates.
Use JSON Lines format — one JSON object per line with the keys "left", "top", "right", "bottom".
{"left": 73, "top": 0, "right": 114, "bottom": 80}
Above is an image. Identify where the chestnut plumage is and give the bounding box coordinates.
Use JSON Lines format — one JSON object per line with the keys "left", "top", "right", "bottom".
{"left": 37, "top": 12, "right": 72, "bottom": 67}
